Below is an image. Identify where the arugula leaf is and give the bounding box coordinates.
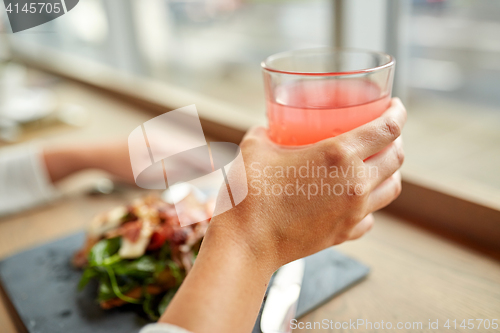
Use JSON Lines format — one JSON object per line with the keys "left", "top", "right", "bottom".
{"left": 78, "top": 235, "right": 188, "bottom": 314}
{"left": 95, "top": 270, "right": 139, "bottom": 302}
{"left": 159, "top": 242, "right": 171, "bottom": 262}
{"left": 112, "top": 256, "right": 157, "bottom": 280}
{"left": 142, "top": 291, "right": 159, "bottom": 321}
{"left": 78, "top": 267, "right": 99, "bottom": 290}
{"left": 166, "top": 261, "right": 183, "bottom": 285}
{"left": 89, "top": 237, "right": 121, "bottom": 266}
{"left": 158, "top": 289, "right": 177, "bottom": 315}
{"left": 105, "top": 267, "right": 141, "bottom": 304}
{"left": 103, "top": 253, "right": 122, "bottom": 266}
{"left": 98, "top": 277, "right": 116, "bottom": 301}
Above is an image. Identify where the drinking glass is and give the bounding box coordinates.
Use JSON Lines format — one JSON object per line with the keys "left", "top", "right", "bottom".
{"left": 262, "top": 48, "right": 395, "bottom": 146}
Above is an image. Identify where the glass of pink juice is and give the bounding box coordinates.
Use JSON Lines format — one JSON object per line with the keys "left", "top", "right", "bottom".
{"left": 262, "top": 48, "right": 395, "bottom": 146}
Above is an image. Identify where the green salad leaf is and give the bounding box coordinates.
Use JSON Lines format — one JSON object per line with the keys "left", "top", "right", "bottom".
{"left": 105, "top": 267, "right": 141, "bottom": 304}
{"left": 112, "top": 256, "right": 157, "bottom": 280}
{"left": 89, "top": 237, "right": 121, "bottom": 266}
{"left": 165, "top": 260, "right": 183, "bottom": 285}
{"left": 142, "top": 291, "right": 159, "bottom": 321}
{"left": 78, "top": 237, "right": 191, "bottom": 320}
{"left": 97, "top": 277, "right": 116, "bottom": 301}
{"left": 158, "top": 289, "right": 177, "bottom": 315}
{"left": 78, "top": 267, "right": 99, "bottom": 290}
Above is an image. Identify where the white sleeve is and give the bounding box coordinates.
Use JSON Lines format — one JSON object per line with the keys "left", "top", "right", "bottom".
{"left": 140, "top": 323, "right": 194, "bottom": 333}
{"left": 0, "top": 144, "right": 59, "bottom": 216}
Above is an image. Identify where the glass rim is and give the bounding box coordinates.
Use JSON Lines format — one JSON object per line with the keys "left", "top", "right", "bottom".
{"left": 261, "top": 47, "right": 395, "bottom": 76}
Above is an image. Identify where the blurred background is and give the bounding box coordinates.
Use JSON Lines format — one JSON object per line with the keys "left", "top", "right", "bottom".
{"left": 0, "top": 0, "right": 499, "bottom": 201}
{"left": 1, "top": 3, "right": 500, "bottom": 332}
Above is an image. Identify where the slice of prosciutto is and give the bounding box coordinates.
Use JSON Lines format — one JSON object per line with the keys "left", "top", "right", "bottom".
{"left": 118, "top": 220, "right": 154, "bottom": 259}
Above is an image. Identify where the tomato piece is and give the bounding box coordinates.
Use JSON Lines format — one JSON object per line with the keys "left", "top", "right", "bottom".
{"left": 147, "top": 231, "right": 167, "bottom": 251}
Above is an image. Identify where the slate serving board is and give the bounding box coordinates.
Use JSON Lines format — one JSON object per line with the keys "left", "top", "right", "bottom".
{"left": 0, "top": 233, "right": 369, "bottom": 333}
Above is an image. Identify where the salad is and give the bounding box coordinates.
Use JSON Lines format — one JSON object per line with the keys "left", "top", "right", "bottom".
{"left": 73, "top": 194, "right": 211, "bottom": 320}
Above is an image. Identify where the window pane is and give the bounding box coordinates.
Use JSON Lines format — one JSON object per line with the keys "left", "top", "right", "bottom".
{"left": 405, "top": 0, "right": 500, "bottom": 193}
{"left": 7, "top": 0, "right": 335, "bottom": 115}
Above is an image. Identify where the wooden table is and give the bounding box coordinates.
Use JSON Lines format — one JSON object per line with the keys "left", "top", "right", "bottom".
{"left": 299, "top": 213, "right": 500, "bottom": 332}
{"left": 1, "top": 78, "right": 499, "bottom": 333}
{"left": 2, "top": 199, "right": 499, "bottom": 333}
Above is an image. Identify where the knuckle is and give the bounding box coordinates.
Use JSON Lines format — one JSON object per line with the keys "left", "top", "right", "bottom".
{"left": 393, "top": 178, "right": 402, "bottom": 198}
{"left": 382, "top": 117, "right": 402, "bottom": 140}
{"left": 239, "top": 136, "right": 259, "bottom": 150}
{"left": 399, "top": 102, "right": 408, "bottom": 120}
{"left": 320, "top": 142, "right": 350, "bottom": 166}
{"left": 346, "top": 180, "right": 367, "bottom": 200}
{"left": 240, "top": 126, "right": 268, "bottom": 150}
{"left": 244, "top": 126, "right": 266, "bottom": 140}
{"left": 333, "top": 231, "right": 350, "bottom": 245}
{"left": 352, "top": 177, "right": 370, "bottom": 197}
{"left": 337, "top": 144, "right": 356, "bottom": 164}
{"left": 392, "top": 98, "right": 407, "bottom": 122}
{"left": 366, "top": 219, "right": 375, "bottom": 232}
{"left": 344, "top": 214, "right": 363, "bottom": 230}
{"left": 346, "top": 181, "right": 357, "bottom": 195}
{"left": 352, "top": 213, "right": 364, "bottom": 225}
{"left": 394, "top": 144, "right": 405, "bottom": 166}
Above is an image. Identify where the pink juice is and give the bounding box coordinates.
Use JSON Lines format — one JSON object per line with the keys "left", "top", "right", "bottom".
{"left": 267, "top": 79, "right": 391, "bottom": 146}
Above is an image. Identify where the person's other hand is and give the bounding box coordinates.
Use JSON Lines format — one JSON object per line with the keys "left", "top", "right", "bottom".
{"left": 44, "top": 138, "right": 212, "bottom": 185}
{"left": 43, "top": 141, "right": 134, "bottom": 184}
